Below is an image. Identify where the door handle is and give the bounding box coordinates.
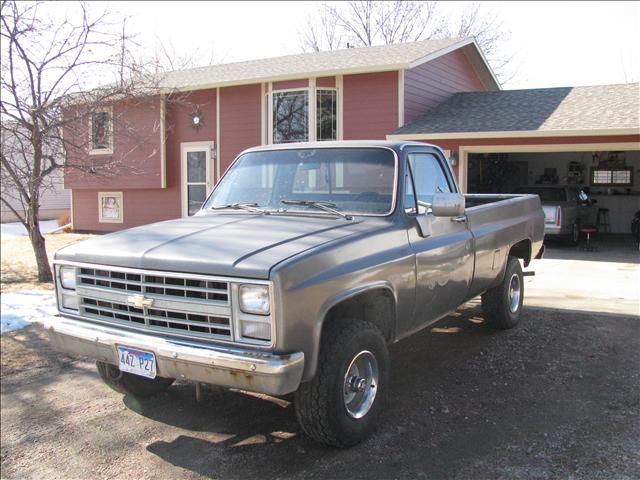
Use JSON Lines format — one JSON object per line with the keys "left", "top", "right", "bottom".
{"left": 451, "top": 216, "right": 467, "bottom": 223}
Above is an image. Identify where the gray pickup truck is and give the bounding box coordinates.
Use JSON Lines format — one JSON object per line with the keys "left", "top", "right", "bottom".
{"left": 48, "top": 141, "right": 544, "bottom": 447}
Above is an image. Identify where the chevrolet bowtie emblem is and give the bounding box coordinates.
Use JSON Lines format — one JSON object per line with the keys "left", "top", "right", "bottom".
{"left": 127, "top": 295, "right": 154, "bottom": 309}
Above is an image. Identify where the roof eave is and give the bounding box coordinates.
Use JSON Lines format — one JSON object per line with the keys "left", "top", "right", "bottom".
{"left": 387, "top": 128, "right": 640, "bottom": 140}
{"left": 158, "top": 38, "right": 490, "bottom": 93}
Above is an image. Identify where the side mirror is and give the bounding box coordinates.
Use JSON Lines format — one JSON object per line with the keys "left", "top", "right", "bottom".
{"left": 431, "top": 193, "right": 465, "bottom": 217}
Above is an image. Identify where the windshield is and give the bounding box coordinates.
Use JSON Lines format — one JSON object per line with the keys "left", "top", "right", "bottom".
{"left": 203, "top": 148, "right": 397, "bottom": 215}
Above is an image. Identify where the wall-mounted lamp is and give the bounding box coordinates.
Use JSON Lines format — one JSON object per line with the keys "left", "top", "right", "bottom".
{"left": 444, "top": 149, "right": 458, "bottom": 166}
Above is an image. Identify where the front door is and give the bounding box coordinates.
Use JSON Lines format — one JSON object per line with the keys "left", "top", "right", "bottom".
{"left": 405, "top": 150, "right": 474, "bottom": 329}
{"left": 181, "top": 142, "right": 214, "bottom": 217}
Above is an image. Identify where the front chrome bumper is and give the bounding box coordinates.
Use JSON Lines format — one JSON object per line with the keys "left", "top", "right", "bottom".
{"left": 45, "top": 315, "right": 304, "bottom": 396}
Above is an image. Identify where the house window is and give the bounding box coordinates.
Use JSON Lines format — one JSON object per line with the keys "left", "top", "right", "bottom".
{"left": 273, "top": 90, "right": 309, "bottom": 144}
{"left": 317, "top": 89, "right": 337, "bottom": 141}
{"left": 271, "top": 87, "right": 339, "bottom": 144}
{"left": 590, "top": 167, "right": 633, "bottom": 186}
{"left": 98, "top": 191, "right": 123, "bottom": 223}
{"left": 90, "top": 108, "right": 112, "bottom": 154}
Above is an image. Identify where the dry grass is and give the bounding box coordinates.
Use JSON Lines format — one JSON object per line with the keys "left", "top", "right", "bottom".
{"left": 0, "top": 232, "right": 94, "bottom": 292}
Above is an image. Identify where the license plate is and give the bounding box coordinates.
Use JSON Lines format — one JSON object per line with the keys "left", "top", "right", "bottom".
{"left": 117, "top": 346, "right": 157, "bottom": 379}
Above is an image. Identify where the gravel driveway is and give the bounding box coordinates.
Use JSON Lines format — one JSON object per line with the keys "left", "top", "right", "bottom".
{"left": 2, "top": 302, "right": 638, "bottom": 479}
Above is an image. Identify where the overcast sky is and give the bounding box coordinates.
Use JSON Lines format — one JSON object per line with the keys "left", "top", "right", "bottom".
{"left": 109, "top": 1, "right": 639, "bottom": 90}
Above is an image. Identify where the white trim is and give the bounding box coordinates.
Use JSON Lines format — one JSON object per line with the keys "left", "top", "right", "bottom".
{"left": 260, "top": 83, "right": 266, "bottom": 145}
{"left": 458, "top": 151, "right": 468, "bottom": 194}
{"left": 388, "top": 128, "right": 640, "bottom": 141}
{"left": 267, "top": 82, "right": 273, "bottom": 144}
{"left": 468, "top": 38, "right": 501, "bottom": 91}
{"left": 69, "top": 190, "right": 74, "bottom": 229}
{"left": 216, "top": 87, "right": 221, "bottom": 182}
{"left": 336, "top": 75, "right": 344, "bottom": 140}
{"left": 407, "top": 38, "right": 474, "bottom": 70}
{"left": 398, "top": 69, "right": 405, "bottom": 128}
{"left": 309, "top": 78, "right": 317, "bottom": 141}
{"left": 88, "top": 106, "right": 114, "bottom": 155}
{"left": 457, "top": 141, "right": 640, "bottom": 193}
{"left": 98, "top": 191, "right": 123, "bottom": 224}
{"left": 160, "top": 95, "right": 167, "bottom": 188}
{"left": 180, "top": 141, "right": 214, "bottom": 217}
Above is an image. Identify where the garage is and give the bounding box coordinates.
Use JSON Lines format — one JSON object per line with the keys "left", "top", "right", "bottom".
{"left": 389, "top": 83, "right": 640, "bottom": 240}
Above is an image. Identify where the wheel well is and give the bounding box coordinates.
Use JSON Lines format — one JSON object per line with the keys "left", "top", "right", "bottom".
{"left": 323, "top": 289, "right": 396, "bottom": 343}
{"left": 509, "top": 239, "right": 532, "bottom": 267}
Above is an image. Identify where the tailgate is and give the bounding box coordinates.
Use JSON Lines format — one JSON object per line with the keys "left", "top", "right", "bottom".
{"left": 542, "top": 205, "right": 560, "bottom": 225}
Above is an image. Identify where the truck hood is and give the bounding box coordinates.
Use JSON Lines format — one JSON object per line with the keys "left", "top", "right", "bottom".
{"left": 55, "top": 213, "right": 378, "bottom": 279}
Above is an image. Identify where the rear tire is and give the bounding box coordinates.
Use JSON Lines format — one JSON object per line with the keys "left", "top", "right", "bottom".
{"left": 481, "top": 256, "right": 524, "bottom": 330}
{"left": 294, "top": 319, "right": 389, "bottom": 448}
{"left": 96, "top": 361, "right": 174, "bottom": 398}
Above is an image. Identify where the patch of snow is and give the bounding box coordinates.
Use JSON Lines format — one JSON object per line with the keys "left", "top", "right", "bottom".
{"left": 0, "top": 220, "right": 60, "bottom": 239}
{"left": 1, "top": 290, "right": 57, "bottom": 334}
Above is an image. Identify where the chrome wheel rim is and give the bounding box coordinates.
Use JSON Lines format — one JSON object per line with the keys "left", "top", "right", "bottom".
{"left": 343, "top": 350, "right": 379, "bottom": 419}
{"left": 508, "top": 273, "right": 521, "bottom": 313}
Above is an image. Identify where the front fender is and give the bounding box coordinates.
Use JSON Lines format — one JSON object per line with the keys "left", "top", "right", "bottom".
{"left": 302, "top": 281, "right": 398, "bottom": 379}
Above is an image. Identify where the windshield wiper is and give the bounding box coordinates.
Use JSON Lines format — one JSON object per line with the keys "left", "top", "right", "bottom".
{"left": 281, "top": 199, "right": 353, "bottom": 220}
{"left": 211, "top": 202, "right": 267, "bottom": 213}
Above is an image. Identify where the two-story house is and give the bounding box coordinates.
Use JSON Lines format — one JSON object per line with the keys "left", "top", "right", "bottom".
{"left": 65, "top": 37, "right": 499, "bottom": 231}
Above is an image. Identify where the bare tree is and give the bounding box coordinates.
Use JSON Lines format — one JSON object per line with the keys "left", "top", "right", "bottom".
{"left": 300, "top": 1, "right": 511, "bottom": 80}
{"left": 0, "top": 0, "right": 159, "bottom": 282}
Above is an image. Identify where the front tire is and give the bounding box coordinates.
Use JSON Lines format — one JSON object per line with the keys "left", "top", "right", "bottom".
{"left": 481, "top": 256, "right": 524, "bottom": 330}
{"left": 294, "top": 319, "right": 389, "bottom": 448}
{"left": 96, "top": 361, "right": 174, "bottom": 398}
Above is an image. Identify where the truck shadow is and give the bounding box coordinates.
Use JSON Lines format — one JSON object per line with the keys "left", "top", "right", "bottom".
{"left": 138, "top": 302, "right": 513, "bottom": 478}
{"left": 134, "top": 303, "right": 639, "bottom": 479}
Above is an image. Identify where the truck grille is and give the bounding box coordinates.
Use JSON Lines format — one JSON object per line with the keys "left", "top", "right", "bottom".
{"left": 76, "top": 267, "right": 233, "bottom": 342}
{"left": 78, "top": 268, "right": 229, "bottom": 303}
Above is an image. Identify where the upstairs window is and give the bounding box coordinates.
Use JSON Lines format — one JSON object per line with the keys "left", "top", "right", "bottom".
{"left": 273, "top": 91, "right": 309, "bottom": 144}
{"left": 90, "top": 108, "right": 112, "bottom": 154}
{"left": 271, "top": 87, "right": 338, "bottom": 144}
{"left": 316, "top": 89, "right": 337, "bottom": 141}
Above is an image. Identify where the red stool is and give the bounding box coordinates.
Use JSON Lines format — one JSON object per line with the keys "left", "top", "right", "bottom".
{"left": 580, "top": 226, "right": 598, "bottom": 251}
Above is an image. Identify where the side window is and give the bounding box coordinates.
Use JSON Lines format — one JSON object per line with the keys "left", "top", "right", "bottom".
{"left": 407, "top": 153, "right": 452, "bottom": 209}
{"left": 404, "top": 171, "right": 417, "bottom": 214}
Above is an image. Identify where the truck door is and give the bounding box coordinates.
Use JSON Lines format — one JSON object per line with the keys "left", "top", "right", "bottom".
{"left": 405, "top": 151, "right": 474, "bottom": 328}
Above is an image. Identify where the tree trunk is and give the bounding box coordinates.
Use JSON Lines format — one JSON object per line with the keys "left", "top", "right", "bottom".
{"left": 27, "top": 209, "right": 53, "bottom": 283}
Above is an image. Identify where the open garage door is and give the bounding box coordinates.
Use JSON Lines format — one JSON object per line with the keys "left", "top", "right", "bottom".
{"left": 465, "top": 145, "right": 640, "bottom": 235}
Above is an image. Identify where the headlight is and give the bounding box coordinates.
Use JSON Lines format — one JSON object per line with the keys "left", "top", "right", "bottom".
{"left": 239, "top": 284, "right": 270, "bottom": 315}
{"left": 59, "top": 266, "right": 77, "bottom": 290}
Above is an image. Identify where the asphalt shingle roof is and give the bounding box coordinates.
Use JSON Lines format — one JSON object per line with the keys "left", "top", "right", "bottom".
{"left": 395, "top": 83, "right": 640, "bottom": 135}
{"left": 160, "top": 37, "right": 468, "bottom": 90}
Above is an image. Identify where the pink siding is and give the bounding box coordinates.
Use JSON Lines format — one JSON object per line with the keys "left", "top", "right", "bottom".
{"left": 72, "top": 89, "right": 218, "bottom": 231}
{"left": 317, "top": 76, "right": 336, "bottom": 88}
{"left": 273, "top": 79, "right": 308, "bottom": 90}
{"left": 166, "top": 88, "right": 217, "bottom": 180}
{"left": 64, "top": 98, "right": 163, "bottom": 190}
{"left": 343, "top": 71, "right": 398, "bottom": 140}
{"left": 219, "top": 84, "right": 262, "bottom": 175}
{"left": 404, "top": 49, "right": 486, "bottom": 125}
{"left": 72, "top": 188, "right": 181, "bottom": 232}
